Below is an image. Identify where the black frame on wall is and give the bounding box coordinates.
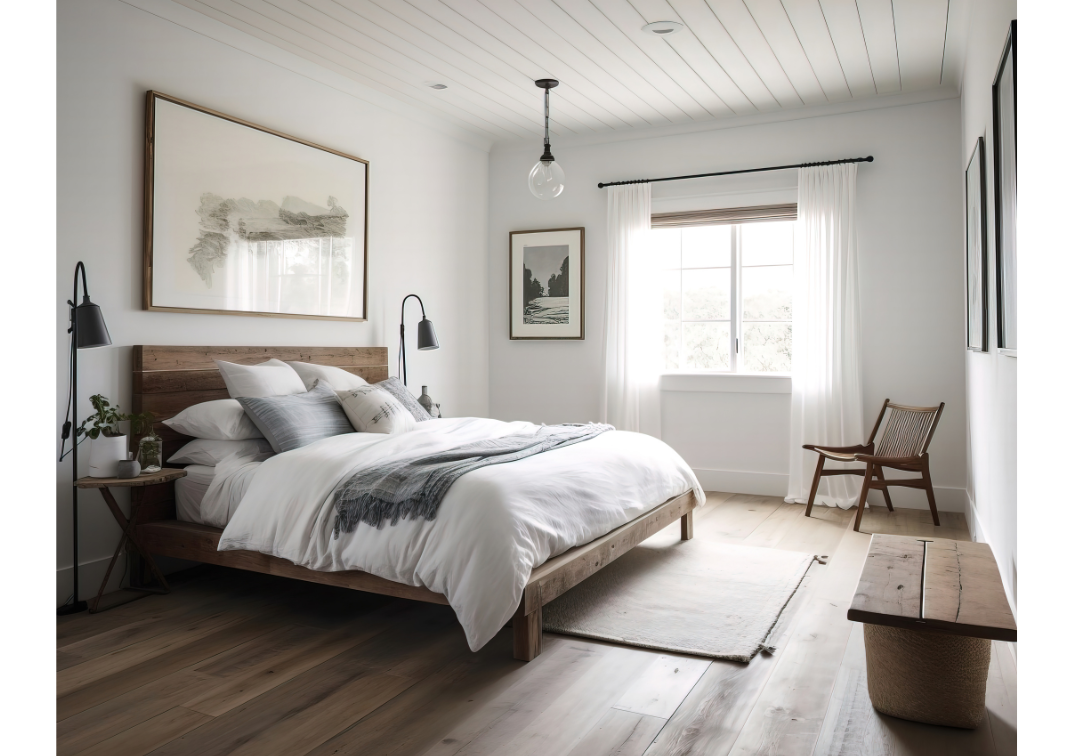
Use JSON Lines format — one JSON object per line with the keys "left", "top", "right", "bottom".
{"left": 966, "top": 137, "right": 989, "bottom": 352}
{"left": 992, "top": 20, "right": 1017, "bottom": 351}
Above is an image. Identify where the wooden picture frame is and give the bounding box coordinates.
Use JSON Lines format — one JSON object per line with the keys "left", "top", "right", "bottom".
{"left": 965, "top": 137, "right": 989, "bottom": 352}
{"left": 992, "top": 21, "right": 1017, "bottom": 351}
{"left": 144, "top": 91, "right": 369, "bottom": 321}
{"left": 509, "top": 227, "right": 585, "bottom": 340}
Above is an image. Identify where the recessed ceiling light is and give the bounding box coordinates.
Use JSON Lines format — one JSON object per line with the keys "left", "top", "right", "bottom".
{"left": 642, "top": 21, "right": 684, "bottom": 36}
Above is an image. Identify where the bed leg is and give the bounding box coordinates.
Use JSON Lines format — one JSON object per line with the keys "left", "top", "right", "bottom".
{"left": 513, "top": 606, "right": 543, "bottom": 662}
{"left": 681, "top": 510, "right": 694, "bottom": 540}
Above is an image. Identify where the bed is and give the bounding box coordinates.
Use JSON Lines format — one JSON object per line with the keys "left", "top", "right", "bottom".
{"left": 130, "top": 345, "right": 700, "bottom": 661}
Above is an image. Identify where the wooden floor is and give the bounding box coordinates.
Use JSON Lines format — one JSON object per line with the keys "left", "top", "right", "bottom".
{"left": 57, "top": 494, "right": 1017, "bottom": 756}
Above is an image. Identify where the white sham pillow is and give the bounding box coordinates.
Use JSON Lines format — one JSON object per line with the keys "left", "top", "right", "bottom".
{"left": 337, "top": 386, "right": 417, "bottom": 434}
{"left": 163, "top": 399, "right": 264, "bottom": 440}
{"left": 167, "top": 437, "right": 273, "bottom": 466}
{"left": 214, "top": 358, "right": 307, "bottom": 398}
{"left": 286, "top": 361, "right": 369, "bottom": 392}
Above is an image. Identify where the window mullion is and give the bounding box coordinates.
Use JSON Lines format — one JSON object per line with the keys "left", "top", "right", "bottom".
{"left": 731, "top": 225, "right": 740, "bottom": 373}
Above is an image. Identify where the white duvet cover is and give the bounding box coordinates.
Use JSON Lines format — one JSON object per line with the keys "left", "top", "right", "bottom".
{"left": 217, "top": 417, "right": 703, "bottom": 650}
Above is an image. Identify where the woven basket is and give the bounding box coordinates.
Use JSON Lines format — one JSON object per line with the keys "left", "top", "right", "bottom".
{"left": 863, "top": 624, "right": 991, "bottom": 729}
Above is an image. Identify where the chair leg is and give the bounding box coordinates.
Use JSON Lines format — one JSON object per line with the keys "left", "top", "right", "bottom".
{"left": 875, "top": 465, "right": 894, "bottom": 512}
{"left": 804, "top": 455, "right": 826, "bottom": 518}
{"left": 852, "top": 465, "right": 874, "bottom": 533}
{"left": 921, "top": 458, "right": 941, "bottom": 526}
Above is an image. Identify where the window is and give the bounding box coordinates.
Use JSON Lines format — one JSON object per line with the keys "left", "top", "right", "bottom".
{"left": 654, "top": 221, "right": 794, "bottom": 373}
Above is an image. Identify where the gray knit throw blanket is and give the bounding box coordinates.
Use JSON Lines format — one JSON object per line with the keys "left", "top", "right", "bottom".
{"left": 332, "top": 423, "right": 613, "bottom": 534}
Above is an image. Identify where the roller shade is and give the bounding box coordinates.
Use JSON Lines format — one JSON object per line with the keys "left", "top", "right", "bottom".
{"left": 651, "top": 203, "right": 797, "bottom": 229}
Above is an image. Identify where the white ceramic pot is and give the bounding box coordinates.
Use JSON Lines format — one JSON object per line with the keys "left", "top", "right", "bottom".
{"left": 88, "top": 434, "right": 127, "bottom": 478}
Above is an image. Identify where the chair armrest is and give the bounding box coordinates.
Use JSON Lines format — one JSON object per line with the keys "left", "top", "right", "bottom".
{"left": 853, "top": 453, "right": 922, "bottom": 466}
{"left": 803, "top": 443, "right": 872, "bottom": 453}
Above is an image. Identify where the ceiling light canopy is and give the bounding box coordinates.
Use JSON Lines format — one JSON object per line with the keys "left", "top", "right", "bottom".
{"left": 642, "top": 21, "right": 684, "bottom": 36}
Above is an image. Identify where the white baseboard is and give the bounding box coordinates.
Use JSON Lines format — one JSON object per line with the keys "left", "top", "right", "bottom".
{"left": 692, "top": 468, "right": 967, "bottom": 512}
{"left": 966, "top": 491, "right": 1018, "bottom": 662}
{"left": 56, "top": 554, "right": 128, "bottom": 606}
{"left": 692, "top": 468, "right": 788, "bottom": 496}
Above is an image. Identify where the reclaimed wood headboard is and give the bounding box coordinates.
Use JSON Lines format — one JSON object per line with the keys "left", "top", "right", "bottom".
{"left": 130, "top": 346, "right": 388, "bottom": 523}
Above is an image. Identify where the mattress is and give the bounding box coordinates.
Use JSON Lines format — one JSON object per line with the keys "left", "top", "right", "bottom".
{"left": 175, "top": 465, "right": 217, "bottom": 525}
{"left": 175, "top": 459, "right": 265, "bottom": 527}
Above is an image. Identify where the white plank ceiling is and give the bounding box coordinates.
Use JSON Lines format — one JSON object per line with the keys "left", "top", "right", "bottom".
{"left": 171, "top": 0, "right": 956, "bottom": 143}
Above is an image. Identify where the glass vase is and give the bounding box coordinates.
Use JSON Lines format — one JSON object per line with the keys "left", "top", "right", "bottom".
{"left": 137, "top": 431, "right": 163, "bottom": 473}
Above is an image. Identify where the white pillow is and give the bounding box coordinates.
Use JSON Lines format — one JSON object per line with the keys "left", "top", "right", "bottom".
{"left": 162, "top": 399, "right": 264, "bottom": 440}
{"left": 214, "top": 358, "right": 307, "bottom": 398}
{"left": 167, "top": 437, "right": 273, "bottom": 466}
{"left": 336, "top": 386, "right": 416, "bottom": 434}
{"left": 286, "top": 361, "right": 369, "bottom": 392}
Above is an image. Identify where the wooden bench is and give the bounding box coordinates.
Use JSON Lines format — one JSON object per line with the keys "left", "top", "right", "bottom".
{"left": 848, "top": 534, "right": 1016, "bottom": 729}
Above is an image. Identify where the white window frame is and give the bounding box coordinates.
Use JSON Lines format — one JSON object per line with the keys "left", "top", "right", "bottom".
{"left": 663, "top": 222, "right": 794, "bottom": 375}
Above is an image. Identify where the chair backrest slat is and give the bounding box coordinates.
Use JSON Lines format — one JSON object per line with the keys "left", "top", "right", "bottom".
{"left": 876, "top": 404, "right": 941, "bottom": 458}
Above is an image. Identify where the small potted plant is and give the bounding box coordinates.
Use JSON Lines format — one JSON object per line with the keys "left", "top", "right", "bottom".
{"left": 78, "top": 395, "right": 136, "bottom": 478}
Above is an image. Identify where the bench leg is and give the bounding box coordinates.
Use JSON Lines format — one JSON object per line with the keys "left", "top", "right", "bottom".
{"left": 681, "top": 510, "right": 693, "bottom": 540}
{"left": 513, "top": 605, "right": 542, "bottom": 661}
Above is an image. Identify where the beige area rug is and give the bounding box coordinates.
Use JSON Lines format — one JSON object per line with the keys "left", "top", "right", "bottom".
{"left": 543, "top": 540, "right": 814, "bottom": 662}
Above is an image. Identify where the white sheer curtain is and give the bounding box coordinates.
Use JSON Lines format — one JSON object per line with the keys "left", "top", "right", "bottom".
{"left": 602, "top": 183, "right": 662, "bottom": 438}
{"left": 785, "top": 164, "right": 865, "bottom": 508}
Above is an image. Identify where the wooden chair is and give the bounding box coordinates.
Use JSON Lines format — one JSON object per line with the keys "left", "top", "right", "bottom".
{"left": 802, "top": 399, "right": 945, "bottom": 532}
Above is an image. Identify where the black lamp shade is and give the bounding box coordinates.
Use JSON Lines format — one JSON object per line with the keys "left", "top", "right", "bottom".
{"left": 75, "top": 298, "right": 112, "bottom": 349}
{"left": 417, "top": 317, "right": 439, "bottom": 351}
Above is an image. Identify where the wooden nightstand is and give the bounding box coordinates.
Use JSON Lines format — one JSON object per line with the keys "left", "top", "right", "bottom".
{"left": 75, "top": 468, "right": 186, "bottom": 613}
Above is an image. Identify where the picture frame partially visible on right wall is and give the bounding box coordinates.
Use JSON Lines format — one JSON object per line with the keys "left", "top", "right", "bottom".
{"left": 992, "top": 20, "right": 1017, "bottom": 352}
{"left": 966, "top": 137, "right": 989, "bottom": 352}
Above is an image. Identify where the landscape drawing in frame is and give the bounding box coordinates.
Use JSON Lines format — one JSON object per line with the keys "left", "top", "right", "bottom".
{"left": 966, "top": 137, "right": 989, "bottom": 352}
{"left": 144, "top": 91, "right": 368, "bottom": 321}
{"left": 992, "top": 21, "right": 1017, "bottom": 351}
{"left": 509, "top": 228, "right": 585, "bottom": 340}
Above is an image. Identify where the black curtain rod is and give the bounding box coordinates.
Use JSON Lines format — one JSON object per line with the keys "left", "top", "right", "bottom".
{"left": 597, "top": 155, "right": 874, "bottom": 189}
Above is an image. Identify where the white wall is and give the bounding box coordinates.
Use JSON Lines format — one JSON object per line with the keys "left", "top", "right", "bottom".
{"left": 56, "top": 0, "right": 489, "bottom": 603}
{"left": 488, "top": 97, "right": 967, "bottom": 511}
{"left": 958, "top": 1, "right": 1018, "bottom": 617}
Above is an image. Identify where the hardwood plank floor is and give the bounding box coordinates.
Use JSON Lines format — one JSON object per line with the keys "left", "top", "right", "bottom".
{"left": 56, "top": 496, "right": 1016, "bottom": 756}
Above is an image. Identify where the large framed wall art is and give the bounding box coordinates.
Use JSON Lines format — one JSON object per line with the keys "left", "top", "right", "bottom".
{"left": 965, "top": 137, "right": 989, "bottom": 352}
{"left": 509, "top": 227, "right": 585, "bottom": 340}
{"left": 144, "top": 91, "right": 369, "bottom": 321}
{"left": 992, "top": 21, "right": 1017, "bottom": 351}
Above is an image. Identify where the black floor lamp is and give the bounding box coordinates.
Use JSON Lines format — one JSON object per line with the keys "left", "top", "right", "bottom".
{"left": 398, "top": 294, "right": 439, "bottom": 387}
{"left": 58, "top": 261, "right": 112, "bottom": 615}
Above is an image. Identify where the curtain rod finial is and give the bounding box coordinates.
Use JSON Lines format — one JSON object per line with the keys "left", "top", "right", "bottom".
{"left": 866, "top": 156, "right": 874, "bottom": 162}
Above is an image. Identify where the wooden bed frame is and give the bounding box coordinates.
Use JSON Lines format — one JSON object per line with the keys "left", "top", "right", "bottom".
{"left": 130, "top": 345, "right": 696, "bottom": 661}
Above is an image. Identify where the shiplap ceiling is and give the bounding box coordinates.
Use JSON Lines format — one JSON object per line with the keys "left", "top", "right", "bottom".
{"left": 172, "top": 0, "right": 959, "bottom": 143}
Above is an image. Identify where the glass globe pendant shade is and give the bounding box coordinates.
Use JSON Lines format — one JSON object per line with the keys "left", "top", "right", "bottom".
{"left": 528, "top": 159, "right": 565, "bottom": 200}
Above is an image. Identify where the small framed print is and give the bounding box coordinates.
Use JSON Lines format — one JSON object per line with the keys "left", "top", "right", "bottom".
{"left": 965, "top": 137, "right": 989, "bottom": 352}
{"left": 509, "top": 227, "right": 585, "bottom": 340}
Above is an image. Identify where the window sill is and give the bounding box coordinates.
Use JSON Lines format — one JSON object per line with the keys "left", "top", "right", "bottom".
{"left": 997, "top": 348, "right": 1017, "bottom": 358}
{"left": 660, "top": 372, "right": 792, "bottom": 394}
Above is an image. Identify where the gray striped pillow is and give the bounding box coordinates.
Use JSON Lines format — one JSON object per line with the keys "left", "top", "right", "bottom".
{"left": 376, "top": 377, "right": 431, "bottom": 422}
{"left": 237, "top": 381, "right": 354, "bottom": 453}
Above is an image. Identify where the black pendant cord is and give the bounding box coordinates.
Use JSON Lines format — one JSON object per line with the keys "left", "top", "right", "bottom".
{"left": 597, "top": 155, "right": 873, "bottom": 189}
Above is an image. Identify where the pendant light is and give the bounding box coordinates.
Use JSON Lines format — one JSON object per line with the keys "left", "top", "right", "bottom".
{"left": 528, "top": 79, "right": 565, "bottom": 200}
